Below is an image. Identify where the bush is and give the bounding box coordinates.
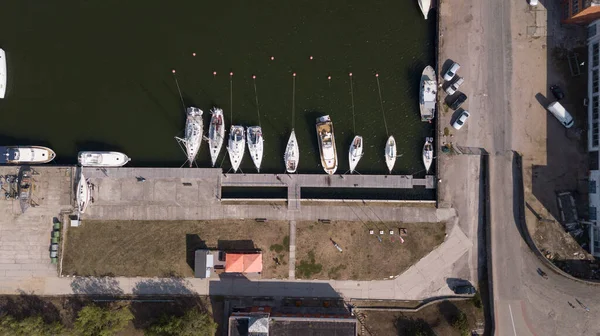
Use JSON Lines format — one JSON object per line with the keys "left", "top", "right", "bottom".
{"left": 145, "top": 308, "right": 217, "bottom": 336}
{"left": 451, "top": 311, "right": 469, "bottom": 336}
{"left": 73, "top": 305, "right": 133, "bottom": 336}
{"left": 0, "top": 315, "right": 64, "bottom": 336}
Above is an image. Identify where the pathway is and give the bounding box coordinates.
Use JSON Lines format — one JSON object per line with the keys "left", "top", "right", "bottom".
{"left": 289, "top": 220, "right": 296, "bottom": 279}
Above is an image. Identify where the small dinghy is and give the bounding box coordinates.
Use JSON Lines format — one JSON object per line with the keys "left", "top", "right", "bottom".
{"left": 247, "top": 126, "right": 264, "bottom": 172}
{"left": 385, "top": 136, "right": 397, "bottom": 174}
{"left": 284, "top": 130, "right": 299, "bottom": 173}
{"left": 423, "top": 137, "right": 434, "bottom": 173}
{"left": 348, "top": 135, "right": 363, "bottom": 173}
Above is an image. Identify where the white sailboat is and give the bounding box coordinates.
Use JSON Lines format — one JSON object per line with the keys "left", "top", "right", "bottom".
{"left": 247, "top": 126, "right": 263, "bottom": 172}
{"left": 78, "top": 151, "right": 130, "bottom": 167}
{"left": 175, "top": 107, "right": 203, "bottom": 167}
{"left": 228, "top": 125, "right": 245, "bottom": 172}
{"left": 419, "top": 65, "right": 437, "bottom": 122}
{"left": 0, "top": 48, "right": 6, "bottom": 99}
{"left": 349, "top": 136, "right": 363, "bottom": 174}
{"left": 385, "top": 136, "right": 397, "bottom": 174}
{"left": 423, "top": 137, "right": 434, "bottom": 173}
{"left": 76, "top": 170, "right": 91, "bottom": 214}
{"left": 1, "top": 146, "right": 56, "bottom": 164}
{"left": 316, "top": 115, "right": 338, "bottom": 175}
{"left": 284, "top": 130, "right": 299, "bottom": 173}
{"left": 418, "top": 0, "right": 432, "bottom": 19}
{"left": 208, "top": 107, "right": 225, "bottom": 167}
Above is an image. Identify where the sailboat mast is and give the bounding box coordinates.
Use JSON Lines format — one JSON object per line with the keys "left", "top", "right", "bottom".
{"left": 171, "top": 69, "right": 185, "bottom": 112}
{"left": 253, "top": 75, "right": 261, "bottom": 127}
{"left": 229, "top": 72, "right": 234, "bottom": 124}
{"left": 376, "top": 73, "right": 389, "bottom": 137}
{"left": 292, "top": 73, "right": 296, "bottom": 129}
{"left": 349, "top": 72, "right": 356, "bottom": 134}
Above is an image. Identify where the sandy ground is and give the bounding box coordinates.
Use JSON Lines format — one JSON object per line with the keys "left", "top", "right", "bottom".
{"left": 294, "top": 221, "right": 446, "bottom": 280}
{"left": 62, "top": 220, "right": 290, "bottom": 279}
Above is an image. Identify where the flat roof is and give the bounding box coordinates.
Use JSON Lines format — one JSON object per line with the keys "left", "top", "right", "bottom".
{"left": 269, "top": 317, "right": 356, "bottom": 336}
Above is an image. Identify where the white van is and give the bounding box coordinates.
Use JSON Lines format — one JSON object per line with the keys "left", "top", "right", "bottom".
{"left": 546, "top": 101, "right": 574, "bottom": 128}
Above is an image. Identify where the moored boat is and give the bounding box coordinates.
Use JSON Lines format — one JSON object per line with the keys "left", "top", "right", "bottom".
{"left": 385, "top": 136, "right": 397, "bottom": 173}
{"left": 227, "top": 125, "right": 245, "bottom": 172}
{"left": 1, "top": 146, "right": 55, "bottom": 164}
{"left": 247, "top": 126, "right": 264, "bottom": 172}
{"left": 419, "top": 65, "right": 437, "bottom": 122}
{"left": 0, "top": 48, "right": 6, "bottom": 99}
{"left": 418, "top": 0, "right": 432, "bottom": 19}
{"left": 76, "top": 170, "right": 91, "bottom": 214}
{"left": 349, "top": 135, "right": 363, "bottom": 174}
{"left": 208, "top": 108, "right": 225, "bottom": 167}
{"left": 78, "top": 151, "right": 130, "bottom": 167}
{"left": 316, "top": 115, "right": 338, "bottom": 175}
{"left": 284, "top": 130, "right": 299, "bottom": 173}
{"left": 175, "top": 107, "right": 203, "bottom": 167}
{"left": 423, "top": 137, "right": 434, "bottom": 173}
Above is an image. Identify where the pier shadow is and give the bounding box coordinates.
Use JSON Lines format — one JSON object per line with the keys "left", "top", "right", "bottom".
{"left": 186, "top": 234, "right": 208, "bottom": 271}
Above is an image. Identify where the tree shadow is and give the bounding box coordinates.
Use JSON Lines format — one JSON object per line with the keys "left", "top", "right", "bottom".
{"left": 0, "top": 292, "right": 62, "bottom": 324}
{"left": 217, "top": 239, "right": 257, "bottom": 251}
{"left": 129, "top": 296, "right": 208, "bottom": 331}
{"left": 131, "top": 278, "right": 194, "bottom": 295}
{"left": 70, "top": 277, "right": 124, "bottom": 295}
{"left": 186, "top": 234, "right": 208, "bottom": 271}
{"left": 395, "top": 316, "right": 436, "bottom": 336}
{"left": 437, "top": 300, "right": 461, "bottom": 326}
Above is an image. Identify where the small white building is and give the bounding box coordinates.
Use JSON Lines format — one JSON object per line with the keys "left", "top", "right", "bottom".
{"left": 587, "top": 19, "right": 600, "bottom": 257}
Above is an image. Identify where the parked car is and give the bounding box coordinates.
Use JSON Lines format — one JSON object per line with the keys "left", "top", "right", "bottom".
{"left": 445, "top": 77, "right": 464, "bottom": 95}
{"left": 546, "top": 101, "right": 574, "bottom": 128}
{"left": 529, "top": 0, "right": 538, "bottom": 5}
{"left": 443, "top": 62, "right": 460, "bottom": 81}
{"left": 550, "top": 84, "right": 564, "bottom": 100}
{"left": 452, "top": 110, "right": 470, "bottom": 130}
{"left": 449, "top": 93, "right": 467, "bottom": 110}
{"left": 453, "top": 284, "right": 476, "bottom": 295}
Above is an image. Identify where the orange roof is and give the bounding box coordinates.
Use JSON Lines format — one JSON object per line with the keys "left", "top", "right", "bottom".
{"left": 225, "top": 253, "right": 263, "bottom": 273}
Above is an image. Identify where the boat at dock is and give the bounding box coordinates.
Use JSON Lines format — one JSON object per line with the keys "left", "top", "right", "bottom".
{"left": 418, "top": 0, "right": 432, "bottom": 19}
{"left": 227, "top": 125, "right": 245, "bottom": 172}
{"left": 76, "top": 170, "right": 91, "bottom": 214}
{"left": 18, "top": 166, "right": 32, "bottom": 213}
{"left": 419, "top": 65, "right": 437, "bottom": 122}
{"left": 247, "top": 126, "right": 263, "bottom": 172}
{"left": 1, "top": 146, "right": 56, "bottom": 164}
{"left": 78, "top": 151, "right": 130, "bottom": 167}
{"left": 385, "top": 136, "right": 397, "bottom": 173}
{"left": 423, "top": 137, "right": 433, "bottom": 173}
{"left": 208, "top": 108, "right": 225, "bottom": 167}
{"left": 284, "top": 130, "right": 299, "bottom": 173}
{"left": 316, "top": 115, "right": 338, "bottom": 175}
{"left": 0, "top": 48, "right": 6, "bottom": 99}
{"left": 175, "top": 107, "right": 203, "bottom": 167}
{"left": 349, "top": 135, "right": 363, "bottom": 173}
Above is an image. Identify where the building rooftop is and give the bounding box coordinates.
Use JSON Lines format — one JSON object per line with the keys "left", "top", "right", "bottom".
{"left": 229, "top": 315, "right": 356, "bottom": 336}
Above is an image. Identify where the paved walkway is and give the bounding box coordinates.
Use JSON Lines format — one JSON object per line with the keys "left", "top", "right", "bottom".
{"left": 288, "top": 220, "right": 296, "bottom": 280}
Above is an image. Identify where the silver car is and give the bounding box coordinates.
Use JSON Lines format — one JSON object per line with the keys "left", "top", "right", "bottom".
{"left": 452, "top": 110, "right": 470, "bottom": 130}
{"left": 443, "top": 62, "right": 460, "bottom": 81}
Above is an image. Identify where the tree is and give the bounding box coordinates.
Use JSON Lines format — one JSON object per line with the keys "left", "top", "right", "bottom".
{"left": 451, "top": 311, "right": 469, "bottom": 336}
{"left": 145, "top": 308, "right": 217, "bottom": 336}
{"left": 0, "top": 315, "right": 65, "bottom": 336}
{"left": 73, "top": 305, "right": 133, "bottom": 336}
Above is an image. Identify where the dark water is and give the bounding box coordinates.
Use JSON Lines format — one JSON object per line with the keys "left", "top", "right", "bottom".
{"left": 0, "top": 1, "right": 435, "bottom": 175}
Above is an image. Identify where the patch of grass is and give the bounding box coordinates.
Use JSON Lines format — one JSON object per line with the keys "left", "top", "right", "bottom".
{"left": 269, "top": 235, "right": 290, "bottom": 254}
{"left": 444, "top": 127, "right": 450, "bottom": 136}
{"left": 296, "top": 250, "right": 322, "bottom": 278}
{"left": 327, "top": 265, "right": 347, "bottom": 279}
{"left": 471, "top": 292, "right": 482, "bottom": 310}
{"left": 451, "top": 311, "right": 469, "bottom": 336}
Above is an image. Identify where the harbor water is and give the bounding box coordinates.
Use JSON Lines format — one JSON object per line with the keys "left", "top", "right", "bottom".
{"left": 0, "top": 1, "right": 435, "bottom": 176}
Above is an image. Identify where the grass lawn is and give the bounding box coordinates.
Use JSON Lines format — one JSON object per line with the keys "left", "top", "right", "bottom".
{"left": 62, "top": 220, "right": 290, "bottom": 279}
{"left": 295, "top": 221, "right": 446, "bottom": 280}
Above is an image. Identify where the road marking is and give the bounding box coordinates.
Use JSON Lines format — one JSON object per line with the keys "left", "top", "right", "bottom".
{"left": 508, "top": 304, "right": 518, "bottom": 336}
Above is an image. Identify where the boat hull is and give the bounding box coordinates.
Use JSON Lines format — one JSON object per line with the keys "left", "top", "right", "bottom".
{"left": 247, "top": 126, "right": 264, "bottom": 172}
{"left": 0, "top": 146, "right": 56, "bottom": 164}
{"left": 316, "top": 115, "right": 338, "bottom": 175}
{"left": 76, "top": 170, "right": 91, "bottom": 214}
{"left": 78, "top": 151, "right": 130, "bottom": 167}
{"left": 227, "top": 125, "right": 245, "bottom": 172}
{"left": 176, "top": 107, "right": 203, "bottom": 167}
{"left": 0, "top": 48, "right": 6, "bottom": 99}
{"left": 284, "top": 130, "right": 299, "bottom": 173}
{"left": 418, "top": 0, "right": 431, "bottom": 19}
{"left": 423, "top": 138, "right": 434, "bottom": 173}
{"left": 209, "top": 108, "right": 225, "bottom": 167}
{"left": 385, "top": 136, "right": 397, "bottom": 173}
{"left": 349, "top": 135, "right": 363, "bottom": 173}
{"left": 419, "top": 65, "right": 437, "bottom": 122}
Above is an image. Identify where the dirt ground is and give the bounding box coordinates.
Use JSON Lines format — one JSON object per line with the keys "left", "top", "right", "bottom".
{"left": 0, "top": 294, "right": 220, "bottom": 336}
{"left": 359, "top": 299, "right": 483, "bottom": 336}
{"left": 62, "top": 220, "right": 290, "bottom": 279}
{"left": 294, "top": 221, "right": 446, "bottom": 280}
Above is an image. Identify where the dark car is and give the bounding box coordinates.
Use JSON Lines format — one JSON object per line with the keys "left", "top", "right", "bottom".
{"left": 453, "top": 284, "right": 476, "bottom": 295}
{"left": 449, "top": 93, "right": 467, "bottom": 110}
{"left": 550, "top": 85, "right": 565, "bottom": 100}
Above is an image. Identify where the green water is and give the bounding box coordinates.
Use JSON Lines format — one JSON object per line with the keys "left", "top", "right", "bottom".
{"left": 0, "top": 1, "right": 435, "bottom": 175}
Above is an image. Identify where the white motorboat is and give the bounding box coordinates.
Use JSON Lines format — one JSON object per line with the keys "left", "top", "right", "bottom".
{"left": 208, "top": 108, "right": 225, "bottom": 167}
{"left": 78, "top": 151, "right": 130, "bottom": 167}
{"left": 0, "top": 48, "right": 6, "bottom": 99}
{"left": 423, "top": 137, "right": 434, "bottom": 173}
{"left": 419, "top": 65, "right": 437, "bottom": 122}
{"left": 316, "top": 115, "right": 338, "bottom": 175}
{"left": 1, "top": 146, "right": 56, "bottom": 164}
{"left": 227, "top": 125, "right": 245, "bottom": 172}
{"left": 418, "top": 0, "right": 432, "bottom": 19}
{"left": 348, "top": 135, "right": 363, "bottom": 173}
{"left": 385, "top": 136, "right": 397, "bottom": 173}
{"left": 76, "top": 170, "right": 91, "bottom": 214}
{"left": 246, "top": 126, "right": 263, "bottom": 172}
{"left": 284, "top": 130, "right": 299, "bottom": 173}
{"left": 175, "top": 107, "right": 203, "bottom": 167}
